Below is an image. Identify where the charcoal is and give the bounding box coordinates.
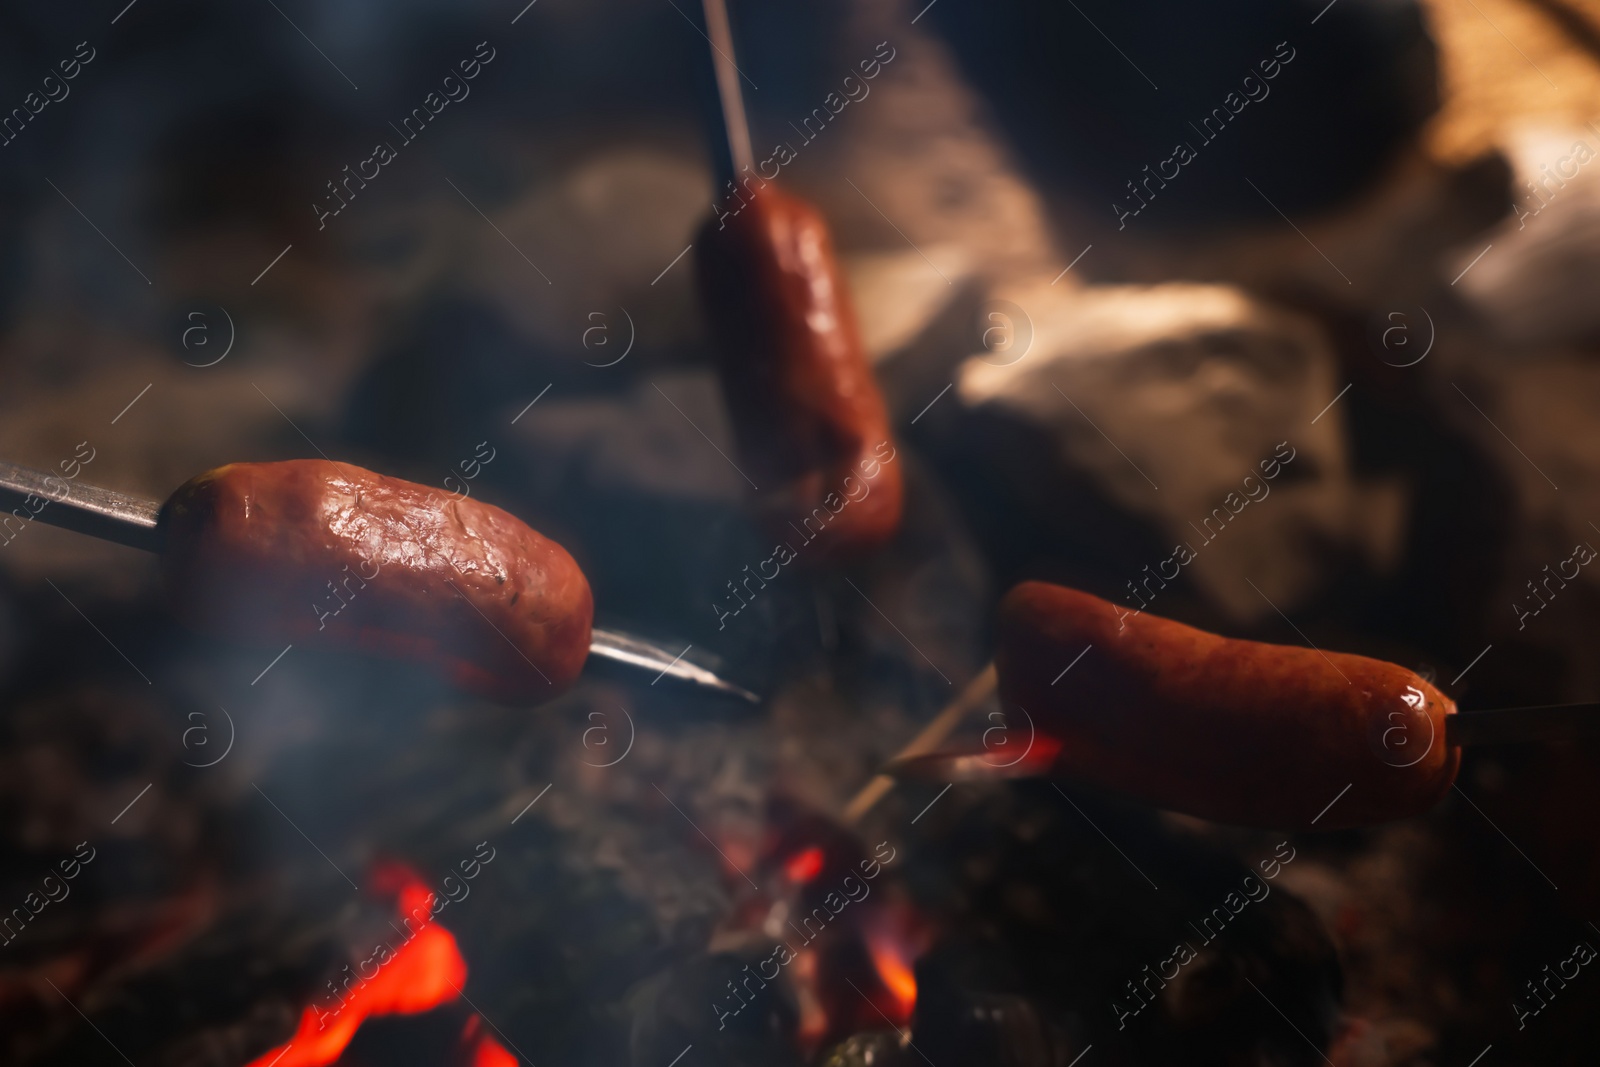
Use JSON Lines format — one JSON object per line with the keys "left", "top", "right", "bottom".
{"left": 818, "top": 1031, "right": 908, "bottom": 1067}
{"left": 627, "top": 951, "right": 803, "bottom": 1067}
{"left": 912, "top": 990, "right": 1064, "bottom": 1067}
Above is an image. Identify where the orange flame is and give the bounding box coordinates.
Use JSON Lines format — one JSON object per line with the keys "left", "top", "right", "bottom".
{"left": 244, "top": 864, "right": 511, "bottom": 1067}
{"left": 866, "top": 929, "right": 917, "bottom": 1024}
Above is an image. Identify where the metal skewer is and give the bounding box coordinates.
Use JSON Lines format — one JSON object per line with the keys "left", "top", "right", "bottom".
{"left": 0, "top": 460, "right": 162, "bottom": 552}
{"left": 0, "top": 460, "right": 758, "bottom": 703}
{"left": 586, "top": 627, "right": 757, "bottom": 703}
{"left": 699, "top": 0, "right": 754, "bottom": 186}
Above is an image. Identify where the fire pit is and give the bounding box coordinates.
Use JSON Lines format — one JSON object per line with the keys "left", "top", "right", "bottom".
{"left": 3, "top": 1, "right": 1599, "bottom": 1066}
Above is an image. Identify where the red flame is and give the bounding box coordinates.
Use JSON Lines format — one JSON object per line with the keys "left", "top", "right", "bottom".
{"left": 244, "top": 863, "right": 514, "bottom": 1067}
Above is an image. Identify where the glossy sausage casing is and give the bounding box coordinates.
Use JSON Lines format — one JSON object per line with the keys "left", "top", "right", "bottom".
{"left": 160, "top": 461, "right": 592, "bottom": 702}
{"left": 696, "top": 183, "right": 903, "bottom": 560}
{"left": 996, "top": 582, "right": 1459, "bottom": 830}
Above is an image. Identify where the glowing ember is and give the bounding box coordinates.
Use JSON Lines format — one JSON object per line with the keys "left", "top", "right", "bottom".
{"left": 244, "top": 864, "right": 479, "bottom": 1067}
{"left": 783, "top": 845, "right": 826, "bottom": 884}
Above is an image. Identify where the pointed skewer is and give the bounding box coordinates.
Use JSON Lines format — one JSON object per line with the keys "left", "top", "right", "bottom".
{"left": 0, "top": 459, "right": 757, "bottom": 703}
{"left": 585, "top": 627, "right": 757, "bottom": 703}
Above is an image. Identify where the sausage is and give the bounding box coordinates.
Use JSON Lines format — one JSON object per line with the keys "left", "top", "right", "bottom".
{"left": 695, "top": 182, "right": 904, "bottom": 561}
{"left": 159, "top": 460, "right": 592, "bottom": 702}
{"left": 994, "top": 581, "right": 1459, "bottom": 830}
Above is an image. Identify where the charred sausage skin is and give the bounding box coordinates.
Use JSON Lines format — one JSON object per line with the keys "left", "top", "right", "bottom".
{"left": 996, "top": 581, "right": 1459, "bottom": 830}
{"left": 160, "top": 460, "right": 592, "bottom": 702}
{"left": 696, "top": 183, "right": 903, "bottom": 560}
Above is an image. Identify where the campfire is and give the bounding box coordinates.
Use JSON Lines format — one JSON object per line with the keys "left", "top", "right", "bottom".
{"left": 245, "top": 864, "right": 513, "bottom": 1067}
{"left": 4, "top": 0, "right": 1599, "bottom": 1065}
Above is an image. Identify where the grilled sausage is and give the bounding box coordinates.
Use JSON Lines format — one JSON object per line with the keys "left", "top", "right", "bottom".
{"left": 696, "top": 182, "right": 903, "bottom": 560}
{"left": 995, "top": 581, "right": 1459, "bottom": 830}
{"left": 159, "top": 460, "right": 592, "bottom": 702}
